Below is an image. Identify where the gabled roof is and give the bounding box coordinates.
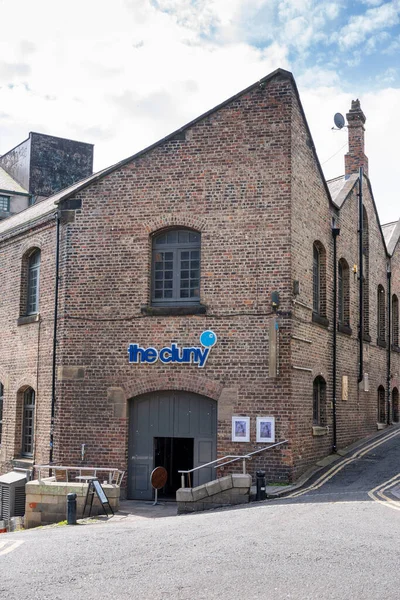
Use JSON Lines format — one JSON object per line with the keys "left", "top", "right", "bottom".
{"left": 327, "top": 174, "right": 358, "bottom": 208}
{"left": 0, "top": 67, "right": 332, "bottom": 239}
{"left": 382, "top": 220, "right": 400, "bottom": 256}
{"left": 0, "top": 166, "right": 28, "bottom": 195}
{"left": 0, "top": 166, "right": 109, "bottom": 237}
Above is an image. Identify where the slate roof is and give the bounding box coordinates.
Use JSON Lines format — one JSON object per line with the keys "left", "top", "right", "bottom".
{"left": 0, "top": 167, "right": 108, "bottom": 237}
{"left": 0, "top": 166, "right": 28, "bottom": 194}
{"left": 326, "top": 174, "right": 358, "bottom": 208}
{"left": 382, "top": 220, "right": 400, "bottom": 256}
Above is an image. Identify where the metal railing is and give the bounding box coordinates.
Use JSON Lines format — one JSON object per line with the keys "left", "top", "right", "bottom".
{"left": 34, "top": 465, "right": 125, "bottom": 486}
{"left": 178, "top": 439, "right": 288, "bottom": 488}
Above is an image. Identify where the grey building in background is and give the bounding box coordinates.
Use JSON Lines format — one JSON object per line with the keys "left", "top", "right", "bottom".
{"left": 0, "top": 132, "right": 93, "bottom": 220}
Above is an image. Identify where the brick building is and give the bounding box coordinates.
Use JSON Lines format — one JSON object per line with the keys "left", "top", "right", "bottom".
{"left": 0, "top": 68, "right": 399, "bottom": 500}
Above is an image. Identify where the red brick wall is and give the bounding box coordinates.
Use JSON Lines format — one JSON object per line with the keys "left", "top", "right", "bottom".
{"left": 0, "top": 71, "right": 397, "bottom": 489}
{"left": 0, "top": 219, "right": 56, "bottom": 474}
{"left": 53, "top": 73, "right": 295, "bottom": 483}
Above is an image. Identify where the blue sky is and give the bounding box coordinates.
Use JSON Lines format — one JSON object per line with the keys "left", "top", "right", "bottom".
{"left": 0, "top": 0, "right": 400, "bottom": 223}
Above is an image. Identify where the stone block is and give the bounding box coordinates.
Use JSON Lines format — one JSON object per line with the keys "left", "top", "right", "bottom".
{"left": 191, "top": 485, "right": 208, "bottom": 501}
{"left": 25, "top": 512, "right": 42, "bottom": 529}
{"left": 219, "top": 475, "right": 233, "bottom": 491}
{"left": 177, "top": 501, "right": 204, "bottom": 514}
{"left": 205, "top": 479, "right": 222, "bottom": 497}
{"left": 232, "top": 474, "right": 252, "bottom": 489}
{"left": 41, "top": 494, "right": 60, "bottom": 505}
{"left": 218, "top": 491, "right": 234, "bottom": 504}
{"left": 230, "top": 495, "right": 249, "bottom": 505}
{"left": 176, "top": 488, "right": 193, "bottom": 502}
{"left": 57, "top": 366, "right": 86, "bottom": 380}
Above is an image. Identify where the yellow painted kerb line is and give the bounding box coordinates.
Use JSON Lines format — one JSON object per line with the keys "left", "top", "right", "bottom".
{"left": 0, "top": 539, "right": 24, "bottom": 556}
{"left": 368, "top": 473, "right": 400, "bottom": 512}
{"left": 287, "top": 428, "right": 400, "bottom": 499}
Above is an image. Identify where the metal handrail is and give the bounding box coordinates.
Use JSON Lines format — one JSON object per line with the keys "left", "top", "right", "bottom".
{"left": 178, "top": 456, "right": 244, "bottom": 488}
{"left": 34, "top": 464, "right": 125, "bottom": 486}
{"left": 178, "top": 440, "right": 288, "bottom": 488}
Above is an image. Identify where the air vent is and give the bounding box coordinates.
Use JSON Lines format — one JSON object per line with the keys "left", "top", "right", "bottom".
{"left": 0, "top": 471, "right": 27, "bottom": 520}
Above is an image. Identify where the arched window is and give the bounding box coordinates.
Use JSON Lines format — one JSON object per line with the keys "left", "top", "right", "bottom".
{"left": 152, "top": 229, "right": 200, "bottom": 305}
{"left": 377, "top": 386, "right": 385, "bottom": 424}
{"left": 392, "top": 388, "right": 399, "bottom": 423}
{"left": 22, "top": 388, "right": 35, "bottom": 457}
{"left": 313, "top": 376, "right": 326, "bottom": 426}
{"left": 27, "top": 249, "right": 41, "bottom": 314}
{"left": 377, "top": 285, "right": 386, "bottom": 346}
{"left": 313, "top": 242, "right": 326, "bottom": 318}
{"left": 0, "top": 382, "right": 3, "bottom": 446}
{"left": 338, "top": 258, "right": 350, "bottom": 328}
{"left": 362, "top": 207, "right": 370, "bottom": 337}
{"left": 392, "top": 295, "right": 399, "bottom": 347}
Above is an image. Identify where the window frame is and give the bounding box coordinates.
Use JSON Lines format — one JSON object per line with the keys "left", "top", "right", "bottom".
{"left": 22, "top": 388, "right": 35, "bottom": 458}
{"left": 0, "top": 194, "right": 10, "bottom": 212}
{"left": 392, "top": 387, "right": 399, "bottom": 423}
{"left": 313, "top": 376, "right": 326, "bottom": 426}
{"left": 338, "top": 258, "right": 350, "bottom": 329}
{"left": 377, "top": 386, "right": 385, "bottom": 424}
{"left": 392, "top": 294, "right": 399, "bottom": 347}
{"left": 313, "top": 244, "right": 320, "bottom": 314}
{"left": 27, "top": 250, "right": 41, "bottom": 315}
{"left": 0, "top": 382, "right": 3, "bottom": 446}
{"left": 377, "top": 284, "right": 386, "bottom": 346}
{"left": 151, "top": 229, "right": 201, "bottom": 306}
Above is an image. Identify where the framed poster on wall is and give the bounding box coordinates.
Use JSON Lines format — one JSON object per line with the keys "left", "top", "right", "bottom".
{"left": 232, "top": 417, "right": 250, "bottom": 442}
{"left": 256, "top": 417, "right": 275, "bottom": 443}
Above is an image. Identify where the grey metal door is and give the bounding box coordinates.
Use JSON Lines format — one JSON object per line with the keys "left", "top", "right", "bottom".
{"left": 128, "top": 390, "right": 217, "bottom": 500}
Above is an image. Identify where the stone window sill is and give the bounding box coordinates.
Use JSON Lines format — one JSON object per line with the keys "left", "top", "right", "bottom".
{"left": 391, "top": 344, "right": 400, "bottom": 353}
{"left": 312, "top": 312, "right": 329, "bottom": 328}
{"left": 377, "top": 338, "right": 387, "bottom": 349}
{"left": 338, "top": 324, "right": 352, "bottom": 335}
{"left": 17, "top": 313, "right": 40, "bottom": 326}
{"left": 312, "top": 425, "right": 328, "bottom": 437}
{"left": 12, "top": 457, "right": 34, "bottom": 469}
{"left": 363, "top": 333, "right": 371, "bottom": 343}
{"left": 141, "top": 304, "right": 207, "bottom": 317}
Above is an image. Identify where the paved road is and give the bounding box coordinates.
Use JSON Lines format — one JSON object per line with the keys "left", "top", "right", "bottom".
{"left": 1, "top": 428, "right": 400, "bottom": 600}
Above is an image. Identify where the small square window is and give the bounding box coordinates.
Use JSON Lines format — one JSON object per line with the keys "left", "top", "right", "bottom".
{"left": 0, "top": 195, "right": 10, "bottom": 212}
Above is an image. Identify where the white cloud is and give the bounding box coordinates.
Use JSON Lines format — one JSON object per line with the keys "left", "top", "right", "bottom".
{"left": 337, "top": 0, "right": 400, "bottom": 49}
{"left": 299, "top": 81, "right": 400, "bottom": 224}
{"left": 0, "top": 0, "right": 399, "bottom": 226}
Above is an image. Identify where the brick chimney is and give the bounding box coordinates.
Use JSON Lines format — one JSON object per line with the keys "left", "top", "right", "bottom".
{"left": 345, "top": 99, "right": 368, "bottom": 177}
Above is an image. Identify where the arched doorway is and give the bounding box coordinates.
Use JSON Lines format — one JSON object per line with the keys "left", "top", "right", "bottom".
{"left": 128, "top": 390, "right": 217, "bottom": 500}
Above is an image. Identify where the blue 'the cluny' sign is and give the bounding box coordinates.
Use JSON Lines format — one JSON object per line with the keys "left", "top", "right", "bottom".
{"left": 128, "top": 330, "right": 217, "bottom": 368}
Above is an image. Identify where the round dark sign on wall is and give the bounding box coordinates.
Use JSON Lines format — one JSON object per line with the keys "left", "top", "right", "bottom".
{"left": 150, "top": 466, "right": 168, "bottom": 490}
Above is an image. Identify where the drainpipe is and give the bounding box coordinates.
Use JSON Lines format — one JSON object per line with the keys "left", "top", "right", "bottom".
{"left": 332, "top": 224, "right": 340, "bottom": 453}
{"left": 387, "top": 262, "right": 392, "bottom": 425}
{"left": 50, "top": 212, "right": 61, "bottom": 465}
{"left": 358, "top": 167, "right": 364, "bottom": 383}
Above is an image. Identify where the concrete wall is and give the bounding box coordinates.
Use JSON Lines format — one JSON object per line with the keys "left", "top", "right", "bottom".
{"left": 25, "top": 478, "right": 120, "bottom": 528}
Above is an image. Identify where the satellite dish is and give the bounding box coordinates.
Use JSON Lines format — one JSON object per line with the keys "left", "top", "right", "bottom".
{"left": 334, "top": 113, "right": 345, "bottom": 129}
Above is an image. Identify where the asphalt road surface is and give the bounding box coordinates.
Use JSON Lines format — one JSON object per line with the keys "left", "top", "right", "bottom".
{"left": 1, "top": 429, "right": 400, "bottom": 600}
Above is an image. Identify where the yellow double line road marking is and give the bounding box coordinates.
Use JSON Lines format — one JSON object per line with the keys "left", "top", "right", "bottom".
{"left": 368, "top": 473, "right": 400, "bottom": 511}
{"left": 0, "top": 539, "right": 24, "bottom": 556}
{"left": 287, "top": 428, "right": 400, "bottom": 499}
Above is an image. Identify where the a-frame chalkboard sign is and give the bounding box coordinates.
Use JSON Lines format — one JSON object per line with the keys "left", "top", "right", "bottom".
{"left": 82, "top": 478, "right": 114, "bottom": 518}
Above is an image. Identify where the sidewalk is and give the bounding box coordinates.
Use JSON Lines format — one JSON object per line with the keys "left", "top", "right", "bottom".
{"left": 91, "top": 424, "right": 400, "bottom": 524}
{"left": 263, "top": 423, "right": 400, "bottom": 498}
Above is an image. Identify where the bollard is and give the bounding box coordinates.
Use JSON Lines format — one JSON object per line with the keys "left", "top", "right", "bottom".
{"left": 67, "top": 493, "right": 77, "bottom": 525}
{"left": 256, "top": 470, "right": 266, "bottom": 501}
